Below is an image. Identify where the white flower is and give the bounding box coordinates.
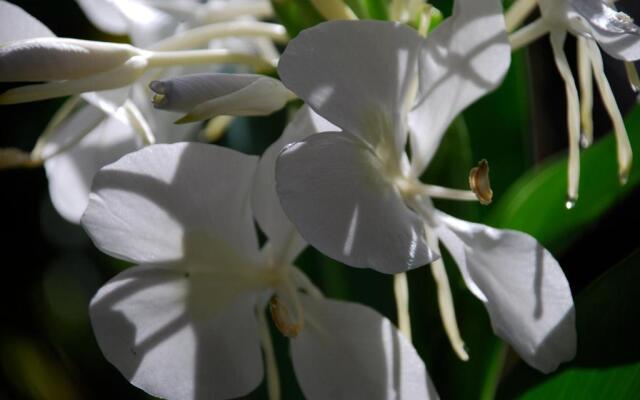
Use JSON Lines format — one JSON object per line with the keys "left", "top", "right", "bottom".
{"left": 509, "top": 0, "right": 638, "bottom": 205}
{"left": 274, "top": 7, "right": 576, "bottom": 373}
{"left": 149, "top": 73, "right": 294, "bottom": 123}
{"left": 82, "top": 106, "right": 438, "bottom": 399}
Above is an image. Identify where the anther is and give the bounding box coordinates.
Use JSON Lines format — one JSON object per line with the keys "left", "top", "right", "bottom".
{"left": 0, "top": 148, "right": 40, "bottom": 170}
{"left": 269, "top": 295, "right": 303, "bottom": 338}
{"left": 469, "top": 159, "right": 493, "bottom": 205}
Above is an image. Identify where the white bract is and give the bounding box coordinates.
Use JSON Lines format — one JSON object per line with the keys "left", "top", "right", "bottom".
{"left": 82, "top": 106, "right": 438, "bottom": 400}
{"left": 149, "top": 73, "right": 294, "bottom": 123}
{"left": 509, "top": 0, "right": 639, "bottom": 205}
{"left": 275, "top": 4, "right": 576, "bottom": 373}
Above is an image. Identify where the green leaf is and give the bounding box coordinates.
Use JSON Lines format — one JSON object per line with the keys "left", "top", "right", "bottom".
{"left": 485, "top": 105, "right": 640, "bottom": 252}
{"left": 497, "top": 249, "right": 640, "bottom": 399}
{"left": 270, "top": 0, "right": 325, "bottom": 37}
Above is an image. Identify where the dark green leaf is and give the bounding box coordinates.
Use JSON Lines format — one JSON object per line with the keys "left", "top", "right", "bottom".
{"left": 270, "top": 0, "right": 325, "bottom": 37}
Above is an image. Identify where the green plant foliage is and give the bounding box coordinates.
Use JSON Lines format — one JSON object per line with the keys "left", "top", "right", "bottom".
{"left": 485, "top": 106, "right": 640, "bottom": 252}
{"left": 497, "top": 249, "right": 640, "bottom": 399}
{"left": 270, "top": 0, "right": 326, "bottom": 37}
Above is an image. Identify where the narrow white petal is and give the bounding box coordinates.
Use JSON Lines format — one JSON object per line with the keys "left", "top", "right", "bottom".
{"left": 409, "top": 0, "right": 511, "bottom": 175}
{"left": 434, "top": 212, "right": 576, "bottom": 373}
{"left": 253, "top": 106, "right": 338, "bottom": 265}
{"left": 276, "top": 132, "right": 436, "bottom": 273}
{"left": 278, "top": 20, "right": 422, "bottom": 155}
{"left": 90, "top": 265, "right": 264, "bottom": 400}
{"left": 82, "top": 143, "right": 260, "bottom": 265}
{"left": 0, "top": 1, "right": 54, "bottom": 43}
{"left": 291, "top": 295, "right": 439, "bottom": 400}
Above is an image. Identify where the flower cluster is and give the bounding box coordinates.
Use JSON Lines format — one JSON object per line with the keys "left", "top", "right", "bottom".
{"left": 5, "top": 0, "right": 634, "bottom": 398}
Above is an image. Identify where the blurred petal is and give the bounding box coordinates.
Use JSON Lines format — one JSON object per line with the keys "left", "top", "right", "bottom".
{"left": 253, "top": 106, "right": 338, "bottom": 264}
{"left": 0, "top": 38, "right": 138, "bottom": 82}
{"left": 276, "top": 132, "right": 435, "bottom": 273}
{"left": 45, "top": 111, "right": 138, "bottom": 223}
{"left": 0, "top": 1, "right": 54, "bottom": 42}
{"left": 409, "top": 0, "right": 510, "bottom": 174}
{"left": 434, "top": 212, "right": 576, "bottom": 373}
{"left": 82, "top": 143, "right": 260, "bottom": 265}
{"left": 291, "top": 295, "right": 439, "bottom": 400}
{"left": 74, "top": 0, "right": 129, "bottom": 35}
{"left": 90, "top": 265, "right": 263, "bottom": 400}
{"left": 278, "top": 20, "right": 422, "bottom": 153}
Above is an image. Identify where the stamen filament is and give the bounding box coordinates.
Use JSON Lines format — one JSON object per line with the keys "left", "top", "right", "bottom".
{"left": 257, "top": 306, "right": 281, "bottom": 400}
{"left": 201, "top": 115, "right": 234, "bottom": 142}
{"left": 624, "top": 61, "right": 640, "bottom": 92}
{"left": 585, "top": 39, "right": 633, "bottom": 184}
{"left": 147, "top": 49, "right": 276, "bottom": 73}
{"left": 393, "top": 272, "right": 413, "bottom": 342}
{"left": 123, "top": 100, "right": 156, "bottom": 145}
{"left": 151, "top": 21, "right": 289, "bottom": 51}
{"left": 577, "top": 37, "right": 594, "bottom": 147}
{"left": 399, "top": 179, "right": 479, "bottom": 202}
{"left": 550, "top": 31, "right": 581, "bottom": 206}
{"left": 426, "top": 228, "right": 469, "bottom": 361}
{"left": 509, "top": 18, "right": 549, "bottom": 52}
{"left": 505, "top": 0, "right": 540, "bottom": 33}
{"left": 309, "top": 0, "right": 357, "bottom": 20}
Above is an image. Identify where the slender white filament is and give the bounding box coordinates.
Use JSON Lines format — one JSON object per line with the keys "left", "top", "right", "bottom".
{"left": 393, "top": 272, "right": 413, "bottom": 342}
{"left": 505, "top": 0, "right": 539, "bottom": 33}
{"left": 309, "top": 0, "right": 357, "bottom": 20}
{"left": 257, "top": 306, "right": 281, "bottom": 400}
{"left": 509, "top": 18, "right": 549, "bottom": 52}
{"left": 147, "top": 49, "right": 276, "bottom": 71}
{"left": 577, "top": 36, "right": 594, "bottom": 147}
{"left": 123, "top": 100, "right": 156, "bottom": 145}
{"left": 624, "top": 61, "right": 640, "bottom": 92}
{"left": 550, "top": 31, "right": 581, "bottom": 206}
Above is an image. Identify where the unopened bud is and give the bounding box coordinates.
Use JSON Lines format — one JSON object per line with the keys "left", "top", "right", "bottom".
{"left": 469, "top": 159, "right": 493, "bottom": 205}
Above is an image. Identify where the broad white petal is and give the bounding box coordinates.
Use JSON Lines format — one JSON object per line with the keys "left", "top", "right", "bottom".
{"left": 45, "top": 112, "right": 138, "bottom": 224}
{"left": 276, "top": 132, "right": 435, "bottom": 273}
{"left": 82, "top": 143, "right": 260, "bottom": 265}
{"left": 291, "top": 295, "right": 439, "bottom": 400}
{"left": 278, "top": 20, "right": 422, "bottom": 153}
{"left": 434, "top": 211, "right": 576, "bottom": 373}
{"left": 0, "top": 38, "right": 138, "bottom": 82}
{"left": 115, "top": 0, "right": 179, "bottom": 48}
{"left": 409, "top": 0, "right": 510, "bottom": 174}
{"left": 90, "top": 265, "right": 264, "bottom": 400}
{"left": 0, "top": 1, "right": 54, "bottom": 43}
{"left": 75, "top": 0, "right": 129, "bottom": 35}
{"left": 253, "top": 106, "right": 337, "bottom": 265}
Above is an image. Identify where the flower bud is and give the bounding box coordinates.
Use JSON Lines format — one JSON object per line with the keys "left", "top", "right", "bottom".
{"left": 149, "top": 73, "right": 293, "bottom": 123}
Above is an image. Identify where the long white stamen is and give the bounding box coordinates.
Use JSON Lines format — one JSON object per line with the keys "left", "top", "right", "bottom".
{"left": 505, "top": 0, "right": 539, "bottom": 32}
{"left": 509, "top": 18, "right": 549, "bottom": 52}
{"left": 393, "top": 273, "right": 413, "bottom": 342}
{"left": 577, "top": 36, "right": 594, "bottom": 148}
{"left": 31, "top": 95, "right": 83, "bottom": 161}
{"left": 426, "top": 228, "right": 469, "bottom": 361}
{"left": 309, "top": 0, "right": 357, "bottom": 20}
{"left": 624, "top": 61, "right": 640, "bottom": 93}
{"left": 257, "top": 305, "right": 281, "bottom": 400}
{"left": 585, "top": 39, "right": 633, "bottom": 184}
{"left": 151, "top": 21, "right": 289, "bottom": 51}
{"left": 399, "top": 179, "right": 478, "bottom": 202}
{"left": 147, "top": 49, "right": 276, "bottom": 72}
{"left": 550, "top": 31, "right": 581, "bottom": 207}
{"left": 123, "top": 100, "right": 156, "bottom": 146}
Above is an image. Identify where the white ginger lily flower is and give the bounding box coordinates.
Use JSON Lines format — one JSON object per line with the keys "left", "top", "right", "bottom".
{"left": 82, "top": 106, "right": 438, "bottom": 400}
{"left": 149, "top": 73, "right": 295, "bottom": 123}
{"left": 0, "top": 1, "right": 282, "bottom": 105}
{"left": 275, "top": 6, "right": 576, "bottom": 373}
{"left": 509, "top": 0, "right": 639, "bottom": 206}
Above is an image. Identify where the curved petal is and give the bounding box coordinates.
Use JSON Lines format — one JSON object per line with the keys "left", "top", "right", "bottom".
{"left": 291, "top": 295, "right": 439, "bottom": 400}
{"left": 278, "top": 20, "right": 422, "bottom": 154}
{"left": 253, "top": 106, "right": 338, "bottom": 265}
{"left": 45, "top": 112, "right": 138, "bottom": 224}
{"left": 409, "top": 0, "right": 510, "bottom": 174}
{"left": 115, "top": 0, "right": 179, "bottom": 48}
{"left": 0, "top": 1, "right": 54, "bottom": 43}
{"left": 276, "top": 132, "right": 435, "bottom": 273}
{"left": 82, "top": 143, "right": 260, "bottom": 265}
{"left": 74, "top": 0, "right": 129, "bottom": 35}
{"left": 434, "top": 211, "right": 576, "bottom": 373}
{"left": 90, "top": 265, "right": 263, "bottom": 400}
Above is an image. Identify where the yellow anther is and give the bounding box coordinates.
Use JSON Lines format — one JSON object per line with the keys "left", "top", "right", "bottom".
{"left": 269, "top": 295, "right": 303, "bottom": 338}
{"left": 469, "top": 159, "right": 493, "bottom": 205}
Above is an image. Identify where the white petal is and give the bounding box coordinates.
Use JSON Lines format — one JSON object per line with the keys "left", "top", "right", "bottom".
{"left": 115, "top": 0, "right": 179, "bottom": 48}
{"left": 82, "top": 143, "right": 260, "bottom": 265}
{"left": 0, "top": 1, "right": 54, "bottom": 43}
{"left": 291, "top": 295, "right": 439, "bottom": 400}
{"left": 0, "top": 38, "right": 138, "bottom": 82}
{"left": 276, "top": 132, "right": 435, "bottom": 273}
{"left": 45, "top": 111, "right": 138, "bottom": 224}
{"left": 409, "top": 0, "right": 511, "bottom": 174}
{"left": 90, "top": 265, "right": 264, "bottom": 400}
{"left": 278, "top": 20, "right": 422, "bottom": 153}
{"left": 433, "top": 211, "right": 576, "bottom": 373}
{"left": 74, "top": 0, "right": 129, "bottom": 35}
{"left": 253, "top": 106, "right": 337, "bottom": 265}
